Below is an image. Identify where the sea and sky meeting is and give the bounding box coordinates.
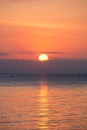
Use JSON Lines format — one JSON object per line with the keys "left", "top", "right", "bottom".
{"left": 0, "top": 1, "right": 87, "bottom": 130}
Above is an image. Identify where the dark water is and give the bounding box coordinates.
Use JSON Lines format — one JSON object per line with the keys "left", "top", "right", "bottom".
{"left": 0, "top": 74, "right": 87, "bottom": 130}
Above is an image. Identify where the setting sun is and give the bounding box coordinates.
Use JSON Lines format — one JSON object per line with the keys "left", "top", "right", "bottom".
{"left": 39, "top": 54, "right": 48, "bottom": 61}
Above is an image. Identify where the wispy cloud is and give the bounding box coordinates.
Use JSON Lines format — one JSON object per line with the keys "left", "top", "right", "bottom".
{"left": 0, "top": 52, "right": 8, "bottom": 56}
{"left": 0, "top": 51, "right": 65, "bottom": 57}
{"left": 18, "top": 51, "right": 36, "bottom": 55}
{"left": 18, "top": 50, "right": 65, "bottom": 55}
{"left": 41, "top": 51, "right": 65, "bottom": 54}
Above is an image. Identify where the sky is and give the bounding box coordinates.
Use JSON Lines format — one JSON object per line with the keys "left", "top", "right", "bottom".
{"left": 0, "top": 0, "right": 87, "bottom": 73}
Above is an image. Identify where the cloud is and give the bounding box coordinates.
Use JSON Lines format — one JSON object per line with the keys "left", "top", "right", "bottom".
{"left": 18, "top": 50, "right": 65, "bottom": 55}
{"left": 18, "top": 51, "right": 36, "bottom": 55}
{"left": 0, "top": 52, "right": 8, "bottom": 56}
{"left": 0, "top": 51, "right": 64, "bottom": 58}
{"left": 41, "top": 51, "right": 65, "bottom": 54}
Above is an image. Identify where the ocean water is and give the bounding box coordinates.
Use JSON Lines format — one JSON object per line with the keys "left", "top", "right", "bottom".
{"left": 0, "top": 74, "right": 87, "bottom": 130}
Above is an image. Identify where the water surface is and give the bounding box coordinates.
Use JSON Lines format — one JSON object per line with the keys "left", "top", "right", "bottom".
{"left": 0, "top": 74, "right": 87, "bottom": 130}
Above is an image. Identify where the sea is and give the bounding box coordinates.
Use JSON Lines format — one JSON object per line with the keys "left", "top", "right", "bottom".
{"left": 0, "top": 74, "right": 87, "bottom": 130}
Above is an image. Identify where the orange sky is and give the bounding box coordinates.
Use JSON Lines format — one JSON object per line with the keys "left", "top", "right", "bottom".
{"left": 0, "top": 0, "right": 87, "bottom": 60}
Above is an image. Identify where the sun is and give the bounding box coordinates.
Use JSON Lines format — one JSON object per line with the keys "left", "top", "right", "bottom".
{"left": 39, "top": 54, "right": 48, "bottom": 61}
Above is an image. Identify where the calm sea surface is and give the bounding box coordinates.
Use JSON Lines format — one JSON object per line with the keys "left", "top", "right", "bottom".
{"left": 0, "top": 74, "right": 87, "bottom": 130}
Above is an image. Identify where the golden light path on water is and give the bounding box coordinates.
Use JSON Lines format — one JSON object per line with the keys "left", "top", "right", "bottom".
{"left": 38, "top": 80, "right": 49, "bottom": 130}
{"left": 0, "top": 77, "right": 87, "bottom": 130}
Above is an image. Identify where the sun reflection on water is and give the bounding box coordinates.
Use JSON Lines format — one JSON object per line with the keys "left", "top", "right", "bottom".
{"left": 38, "top": 81, "right": 49, "bottom": 130}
